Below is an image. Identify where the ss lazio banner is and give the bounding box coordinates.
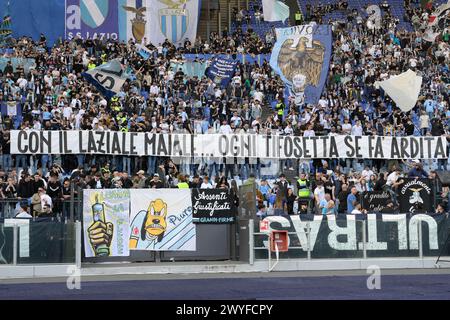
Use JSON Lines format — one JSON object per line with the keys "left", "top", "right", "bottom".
{"left": 270, "top": 24, "right": 332, "bottom": 105}
{"left": 66, "top": 0, "right": 119, "bottom": 41}
{"left": 205, "top": 58, "right": 238, "bottom": 88}
{"left": 146, "top": 0, "right": 200, "bottom": 46}
{"left": 10, "top": 130, "right": 449, "bottom": 160}
{"left": 66, "top": 0, "right": 150, "bottom": 43}
{"left": 191, "top": 189, "right": 237, "bottom": 224}
{"left": 398, "top": 178, "right": 433, "bottom": 214}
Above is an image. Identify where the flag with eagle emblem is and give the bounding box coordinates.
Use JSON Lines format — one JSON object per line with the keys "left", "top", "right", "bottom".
{"left": 269, "top": 24, "right": 332, "bottom": 106}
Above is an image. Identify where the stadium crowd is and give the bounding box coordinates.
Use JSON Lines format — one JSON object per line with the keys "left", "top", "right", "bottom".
{"left": 0, "top": 0, "right": 449, "bottom": 218}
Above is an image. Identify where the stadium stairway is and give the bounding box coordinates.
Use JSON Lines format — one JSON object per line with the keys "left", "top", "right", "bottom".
{"left": 198, "top": 0, "right": 246, "bottom": 41}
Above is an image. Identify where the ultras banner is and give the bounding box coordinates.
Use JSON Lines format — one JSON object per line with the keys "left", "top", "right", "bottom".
{"left": 10, "top": 130, "right": 449, "bottom": 159}
{"left": 255, "top": 214, "right": 450, "bottom": 259}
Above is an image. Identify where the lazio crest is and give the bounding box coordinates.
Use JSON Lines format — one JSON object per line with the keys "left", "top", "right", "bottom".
{"left": 158, "top": 0, "right": 190, "bottom": 43}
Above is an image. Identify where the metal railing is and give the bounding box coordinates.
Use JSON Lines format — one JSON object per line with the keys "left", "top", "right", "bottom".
{"left": 0, "top": 220, "right": 80, "bottom": 265}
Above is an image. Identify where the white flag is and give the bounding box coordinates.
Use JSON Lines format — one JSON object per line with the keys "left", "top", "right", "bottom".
{"left": 82, "top": 59, "right": 128, "bottom": 98}
{"left": 376, "top": 69, "right": 422, "bottom": 113}
{"left": 262, "top": 0, "right": 290, "bottom": 23}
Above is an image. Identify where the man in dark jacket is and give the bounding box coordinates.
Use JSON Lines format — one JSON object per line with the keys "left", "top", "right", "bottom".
{"left": 17, "top": 173, "right": 35, "bottom": 199}
{"left": 337, "top": 183, "right": 350, "bottom": 214}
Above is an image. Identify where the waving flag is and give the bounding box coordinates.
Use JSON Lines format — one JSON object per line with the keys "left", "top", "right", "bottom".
{"left": 270, "top": 24, "right": 332, "bottom": 105}
{"left": 205, "top": 57, "right": 238, "bottom": 88}
{"left": 375, "top": 70, "right": 422, "bottom": 113}
{"left": 428, "top": 0, "right": 450, "bottom": 28}
{"left": 136, "top": 44, "right": 152, "bottom": 60}
{"left": 82, "top": 59, "right": 128, "bottom": 99}
{"left": 0, "top": 1, "right": 12, "bottom": 43}
{"left": 262, "top": 0, "right": 290, "bottom": 23}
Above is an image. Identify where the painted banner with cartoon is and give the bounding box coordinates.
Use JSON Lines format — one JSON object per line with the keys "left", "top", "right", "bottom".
{"left": 129, "top": 189, "right": 196, "bottom": 251}
{"left": 83, "top": 189, "right": 130, "bottom": 257}
{"left": 270, "top": 24, "right": 332, "bottom": 105}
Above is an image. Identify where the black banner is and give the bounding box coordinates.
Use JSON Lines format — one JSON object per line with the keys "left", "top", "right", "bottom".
{"left": 361, "top": 191, "right": 391, "bottom": 212}
{"left": 398, "top": 178, "right": 433, "bottom": 213}
{"left": 191, "top": 189, "right": 237, "bottom": 224}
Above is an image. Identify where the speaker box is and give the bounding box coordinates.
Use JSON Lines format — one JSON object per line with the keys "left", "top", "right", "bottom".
{"left": 436, "top": 170, "right": 450, "bottom": 187}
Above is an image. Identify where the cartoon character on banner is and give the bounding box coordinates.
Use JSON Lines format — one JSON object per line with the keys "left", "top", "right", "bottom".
{"left": 87, "top": 192, "right": 114, "bottom": 257}
{"left": 366, "top": 5, "right": 382, "bottom": 30}
{"left": 409, "top": 188, "right": 424, "bottom": 212}
{"left": 277, "top": 36, "right": 325, "bottom": 106}
{"left": 129, "top": 199, "right": 168, "bottom": 249}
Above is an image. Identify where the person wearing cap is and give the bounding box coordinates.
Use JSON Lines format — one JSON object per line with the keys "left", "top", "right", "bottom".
{"left": 147, "top": 173, "right": 164, "bottom": 189}
{"left": 136, "top": 170, "right": 147, "bottom": 189}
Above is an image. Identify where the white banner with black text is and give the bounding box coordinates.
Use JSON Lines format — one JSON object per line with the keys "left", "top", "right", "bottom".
{"left": 10, "top": 130, "right": 449, "bottom": 159}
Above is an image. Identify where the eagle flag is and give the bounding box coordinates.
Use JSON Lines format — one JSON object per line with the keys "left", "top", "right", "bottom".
{"left": 82, "top": 59, "right": 128, "bottom": 99}
{"left": 270, "top": 24, "right": 332, "bottom": 106}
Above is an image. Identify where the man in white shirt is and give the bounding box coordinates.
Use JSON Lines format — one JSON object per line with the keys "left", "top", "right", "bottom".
{"left": 219, "top": 119, "right": 233, "bottom": 134}
{"left": 385, "top": 169, "right": 404, "bottom": 205}
{"left": 351, "top": 120, "right": 363, "bottom": 136}
{"left": 200, "top": 176, "right": 213, "bottom": 189}
{"left": 150, "top": 83, "right": 160, "bottom": 96}
{"left": 314, "top": 182, "right": 326, "bottom": 213}
{"left": 38, "top": 187, "right": 53, "bottom": 212}
{"left": 15, "top": 204, "right": 32, "bottom": 218}
{"left": 62, "top": 105, "right": 73, "bottom": 120}
{"left": 361, "top": 166, "right": 374, "bottom": 181}
{"left": 16, "top": 76, "right": 28, "bottom": 90}
{"left": 342, "top": 118, "right": 352, "bottom": 134}
{"left": 351, "top": 202, "right": 366, "bottom": 214}
{"left": 253, "top": 89, "right": 264, "bottom": 103}
{"left": 303, "top": 124, "right": 315, "bottom": 137}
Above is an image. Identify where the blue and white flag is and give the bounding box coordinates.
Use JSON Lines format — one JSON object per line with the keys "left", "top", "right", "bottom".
{"left": 205, "top": 58, "right": 238, "bottom": 88}
{"left": 262, "top": 0, "right": 290, "bottom": 23}
{"left": 82, "top": 59, "right": 128, "bottom": 99}
{"left": 270, "top": 24, "right": 332, "bottom": 106}
{"left": 136, "top": 43, "right": 152, "bottom": 60}
{"left": 146, "top": 0, "right": 200, "bottom": 46}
